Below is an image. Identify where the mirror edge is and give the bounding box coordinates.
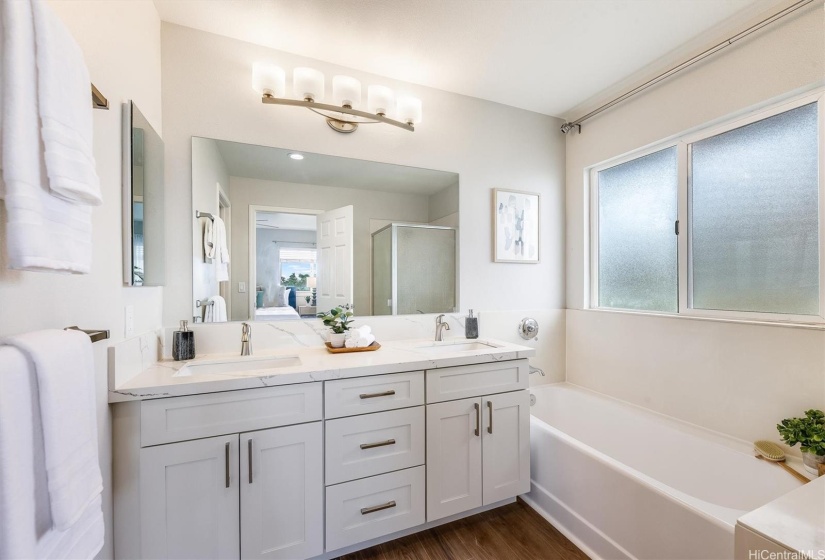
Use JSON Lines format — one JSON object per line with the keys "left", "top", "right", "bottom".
{"left": 121, "top": 101, "right": 134, "bottom": 286}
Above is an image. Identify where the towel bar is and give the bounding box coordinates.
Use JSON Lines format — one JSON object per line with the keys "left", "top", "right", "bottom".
{"left": 195, "top": 300, "right": 215, "bottom": 308}
{"left": 195, "top": 210, "right": 215, "bottom": 220}
{"left": 64, "top": 326, "right": 110, "bottom": 343}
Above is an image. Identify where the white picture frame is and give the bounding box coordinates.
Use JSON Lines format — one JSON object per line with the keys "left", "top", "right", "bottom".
{"left": 492, "top": 188, "right": 540, "bottom": 263}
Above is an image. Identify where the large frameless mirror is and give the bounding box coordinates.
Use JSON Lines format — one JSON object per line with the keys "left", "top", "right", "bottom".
{"left": 191, "top": 138, "right": 459, "bottom": 322}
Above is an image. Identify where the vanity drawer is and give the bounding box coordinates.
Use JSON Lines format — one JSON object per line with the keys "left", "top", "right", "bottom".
{"left": 426, "top": 359, "right": 529, "bottom": 403}
{"left": 325, "top": 371, "right": 424, "bottom": 419}
{"left": 325, "top": 466, "right": 425, "bottom": 552}
{"left": 325, "top": 407, "right": 425, "bottom": 485}
{"left": 140, "top": 383, "right": 322, "bottom": 446}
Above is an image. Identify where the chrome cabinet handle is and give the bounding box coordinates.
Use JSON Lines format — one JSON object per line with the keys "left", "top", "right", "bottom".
{"left": 248, "top": 439, "right": 253, "bottom": 484}
{"left": 474, "top": 402, "right": 480, "bottom": 437}
{"left": 359, "top": 390, "right": 395, "bottom": 399}
{"left": 225, "top": 442, "right": 230, "bottom": 488}
{"left": 487, "top": 400, "right": 493, "bottom": 434}
{"left": 360, "top": 439, "right": 396, "bottom": 450}
{"left": 361, "top": 500, "right": 396, "bottom": 515}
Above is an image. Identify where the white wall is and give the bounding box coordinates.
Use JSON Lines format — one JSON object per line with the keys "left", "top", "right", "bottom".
{"left": 564, "top": 4, "right": 825, "bottom": 449}
{"left": 227, "top": 176, "right": 432, "bottom": 319}
{"left": 0, "top": 1, "right": 163, "bottom": 556}
{"left": 161, "top": 23, "right": 567, "bottom": 381}
{"left": 191, "top": 137, "right": 229, "bottom": 311}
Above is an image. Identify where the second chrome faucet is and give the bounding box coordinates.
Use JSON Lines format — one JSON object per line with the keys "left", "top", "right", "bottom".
{"left": 435, "top": 314, "right": 450, "bottom": 342}
{"left": 241, "top": 322, "right": 252, "bottom": 356}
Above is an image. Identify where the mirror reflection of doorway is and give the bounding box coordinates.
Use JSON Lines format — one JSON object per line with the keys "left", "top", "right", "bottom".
{"left": 250, "top": 206, "right": 353, "bottom": 321}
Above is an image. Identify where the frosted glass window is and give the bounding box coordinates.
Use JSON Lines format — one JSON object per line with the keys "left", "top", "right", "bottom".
{"left": 690, "top": 103, "right": 819, "bottom": 315}
{"left": 598, "top": 147, "right": 678, "bottom": 312}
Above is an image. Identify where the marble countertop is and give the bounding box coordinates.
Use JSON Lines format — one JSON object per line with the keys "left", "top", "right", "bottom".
{"left": 109, "top": 338, "right": 536, "bottom": 402}
{"left": 738, "top": 474, "right": 825, "bottom": 556}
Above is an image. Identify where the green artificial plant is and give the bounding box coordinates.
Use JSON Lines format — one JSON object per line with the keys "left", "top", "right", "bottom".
{"left": 777, "top": 409, "right": 825, "bottom": 456}
{"left": 317, "top": 305, "right": 354, "bottom": 334}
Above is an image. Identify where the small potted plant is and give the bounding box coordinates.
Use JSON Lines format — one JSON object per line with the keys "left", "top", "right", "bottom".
{"left": 305, "top": 295, "right": 311, "bottom": 304}
{"left": 317, "top": 305, "right": 354, "bottom": 348}
{"left": 777, "top": 409, "right": 825, "bottom": 474}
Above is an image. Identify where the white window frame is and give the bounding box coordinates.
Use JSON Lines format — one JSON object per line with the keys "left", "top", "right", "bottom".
{"left": 589, "top": 89, "right": 825, "bottom": 325}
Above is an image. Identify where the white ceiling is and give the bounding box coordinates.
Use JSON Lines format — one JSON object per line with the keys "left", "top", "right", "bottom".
{"left": 154, "top": 0, "right": 777, "bottom": 118}
{"left": 255, "top": 212, "right": 317, "bottom": 230}
{"left": 212, "top": 138, "right": 459, "bottom": 195}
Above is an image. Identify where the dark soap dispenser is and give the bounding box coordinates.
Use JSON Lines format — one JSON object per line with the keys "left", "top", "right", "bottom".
{"left": 465, "top": 309, "right": 479, "bottom": 339}
{"left": 173, "top": 320, "right": 195, "bottom": 361}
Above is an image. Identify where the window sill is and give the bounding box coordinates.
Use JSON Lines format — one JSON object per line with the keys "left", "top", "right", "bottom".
{"left": 583, "top": 307, "right": 825, "bottom": 331}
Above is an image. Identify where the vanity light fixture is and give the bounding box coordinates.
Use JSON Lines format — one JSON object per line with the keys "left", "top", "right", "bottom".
{"left": 288, "top": 152, "right": 304, "bottom": 160}
{"left": 252, "top": 62, "right": 421, "bottom": 134}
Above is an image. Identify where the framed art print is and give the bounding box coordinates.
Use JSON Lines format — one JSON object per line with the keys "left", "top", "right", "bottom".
{"left": 493, "top": 188, "right": 540, "bottom": 263}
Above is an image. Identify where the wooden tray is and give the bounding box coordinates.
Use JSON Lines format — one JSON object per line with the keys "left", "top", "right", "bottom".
{"left": 325, "top": 341, "right": 381, "bottom": 353}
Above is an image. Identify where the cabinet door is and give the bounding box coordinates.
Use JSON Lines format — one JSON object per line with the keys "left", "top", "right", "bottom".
{"left": 482, "top": 390, "right": 531, "bottom": 505}
{"left": 140, "top": 435, "right": 240, "bottom": 560}
{"left": 426, "top": 397, "right": 482, "bottom": 522}
{"left": 240, "top": 423, "right": 323, "bottom": 560}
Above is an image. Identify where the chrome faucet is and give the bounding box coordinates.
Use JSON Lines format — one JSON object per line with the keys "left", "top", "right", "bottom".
{"left": 241, "top": 323, "right": 252, "bottom": 356}
{"left": 435, "top": 314, "right": 450, "bottom": 342}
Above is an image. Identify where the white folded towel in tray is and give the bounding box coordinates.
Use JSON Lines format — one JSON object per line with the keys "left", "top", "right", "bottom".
{"left": 345, "top": 325, "right": 375, "bottom": 348}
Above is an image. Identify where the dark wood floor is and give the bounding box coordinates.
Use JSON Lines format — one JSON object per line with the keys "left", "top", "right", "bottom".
{"left": 337, "top": 499, "right": 589, "bottom": 560}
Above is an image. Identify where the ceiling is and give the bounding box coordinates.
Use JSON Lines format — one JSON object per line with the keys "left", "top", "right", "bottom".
{"left": 154, "top": 0, "right": 778, "bottom": 118}
{"left": 212, "top": 138, "right": 459, "bottom": 195}
{"left": 255, "top": 212, "right": 317, "bottom": 231}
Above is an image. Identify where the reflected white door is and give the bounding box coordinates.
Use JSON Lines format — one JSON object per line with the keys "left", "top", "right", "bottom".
{"left": 316, "top": 205, "right": 353, "bottom": 312}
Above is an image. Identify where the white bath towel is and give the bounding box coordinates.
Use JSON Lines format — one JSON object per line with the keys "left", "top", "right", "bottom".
{"left": 0, "top": 340, "right": 103, "bottom": 560}
{"left": 213, "top": 216, "right": 230, "bottom": 282}
{"left": 0, "top": 0, "right": 94, "bottom": 273}
{"left": 1, "top": 330, "right": 103, "bottom": 533}
{"left": 205, "top": 295, "right": 227, "bottom": 323}
{"left": 31, "top": 0, "right": 101, "bottom": 205}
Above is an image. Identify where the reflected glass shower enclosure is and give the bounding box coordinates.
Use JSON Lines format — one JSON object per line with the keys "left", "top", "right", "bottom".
{"left": 372, "top": 224, "right": 457, "bottom": 315}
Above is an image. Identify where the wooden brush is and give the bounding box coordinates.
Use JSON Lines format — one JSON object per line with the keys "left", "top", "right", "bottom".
{"left": 754, "top": 440, "right": 809, "bottom": 484}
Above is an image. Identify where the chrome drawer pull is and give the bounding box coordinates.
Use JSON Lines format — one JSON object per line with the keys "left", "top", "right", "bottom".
{"left": 359, "top": 390, "right": 395, "bottom": 399}
{"left": 248, "top": 439, "right": 253, "bottom": 484}
{"left": 225, "top": 442, "right": 230, "bottom": 488}
{"left": 360, "top": 438, "right": 396, "bottom": 450}
{"left": 361, "top": 500, "right": 397, "bottom": 515}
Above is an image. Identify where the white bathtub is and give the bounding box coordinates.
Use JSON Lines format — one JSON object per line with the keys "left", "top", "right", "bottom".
{"left": 523, "top": 383, "right": 802, "bottom": 560}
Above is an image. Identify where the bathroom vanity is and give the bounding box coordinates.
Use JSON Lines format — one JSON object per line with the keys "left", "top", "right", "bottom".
{"left": 110, "top": 338, "right": 534, "bottom": 559}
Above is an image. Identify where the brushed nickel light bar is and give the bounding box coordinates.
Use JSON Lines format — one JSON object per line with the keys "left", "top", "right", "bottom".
{"left": 559, "top": 0, "right": 815, "bottom": 134}
{"left": 261, "top": 95, "right": 414, "bottom": 133}
{"left": 253, "top": 64, "right": 421, "bottom": 134}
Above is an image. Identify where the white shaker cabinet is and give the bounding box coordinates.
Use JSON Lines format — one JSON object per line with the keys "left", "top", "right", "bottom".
{"left": 140, "top": 434, "right": 241, "bottom": 560}
{"left": 426, "top": 398, "right": 483, "bottom": 521}
{"left": 240, "top": 423, "right": 324, "bottom": 560}
{"left": 425, "top": 379, "right": 531, "bottom": 522}
{"left": 481, "top": 391, "right": 531, "bottom": 504}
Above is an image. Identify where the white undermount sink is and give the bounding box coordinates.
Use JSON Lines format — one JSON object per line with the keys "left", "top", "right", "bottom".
{"left": 173, "top": 355, "right": 302, "bottom": 378}
{"left": 414, "top": 340, "right": 501, "bottom": 353}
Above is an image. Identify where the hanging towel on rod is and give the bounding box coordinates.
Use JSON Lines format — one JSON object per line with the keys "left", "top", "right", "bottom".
{"left": 31, "top": 0, "right": 101, "bottom": 205}
{"left": 212, "top": 216, "right": 230, "bottom": 282}
{"left": 0, "top": 330, "right": 104, "bottom": 559}
{"left": 0, "top": 0, "right": 99, "bottom": 273}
